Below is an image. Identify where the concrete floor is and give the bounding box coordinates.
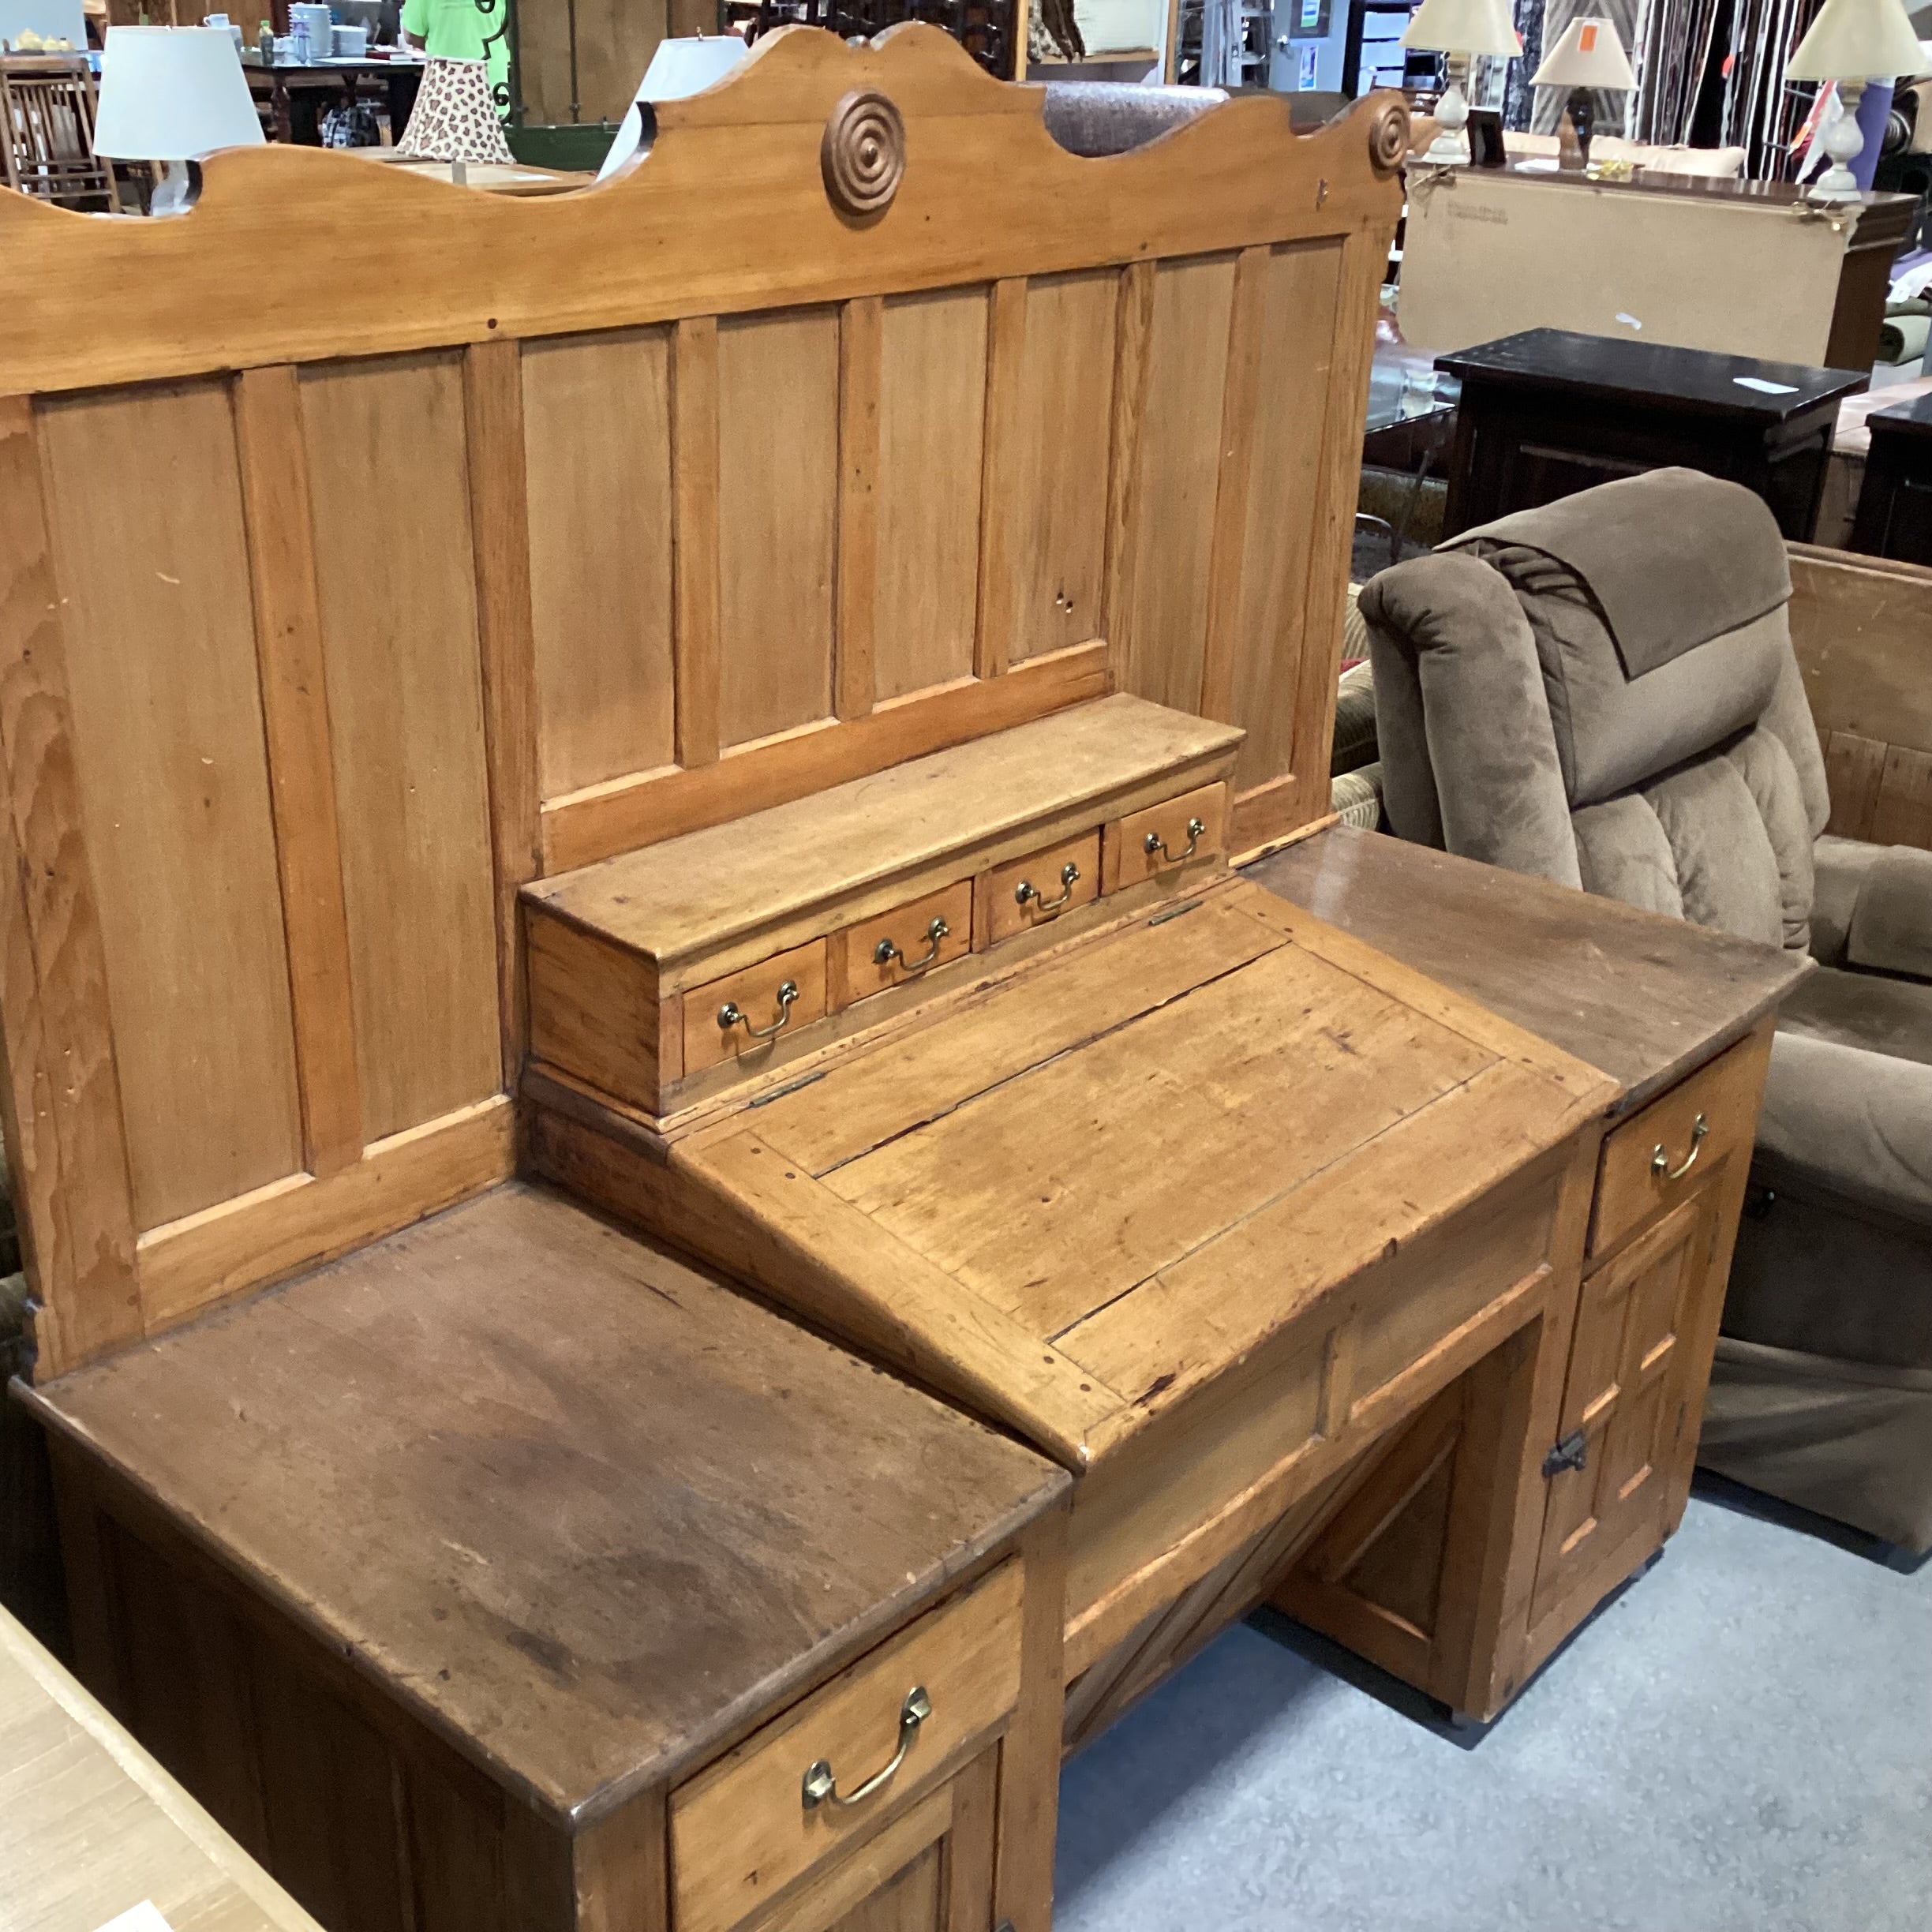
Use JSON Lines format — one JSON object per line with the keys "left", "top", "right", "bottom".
{"left": 1056, "top": 1488, "right": 1932, "bottom": 1932}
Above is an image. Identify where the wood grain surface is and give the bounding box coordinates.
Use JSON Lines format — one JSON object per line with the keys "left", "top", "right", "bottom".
{"left": 23, "top": 1183, "right": 1065, "bottom": 1825}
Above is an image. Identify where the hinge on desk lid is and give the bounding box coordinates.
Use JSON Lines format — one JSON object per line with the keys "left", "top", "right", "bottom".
{"left": 1542, "top": 1429, "right": 1589, "bottom": 1479}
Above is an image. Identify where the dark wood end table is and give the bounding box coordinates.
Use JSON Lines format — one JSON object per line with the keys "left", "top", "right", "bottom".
{"left": 1852, "top": 391, "right": 1932, "bottom": 566}
{"left": 1436, "top": 326, "right": 1867, "bottom": 542}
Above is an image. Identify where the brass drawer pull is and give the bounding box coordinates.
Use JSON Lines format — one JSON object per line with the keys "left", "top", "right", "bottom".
{"left": 1014, "top": 862, "right": 1080, "bottom": 916}
{"left": 1144, "top": 816, "right": 1206, "bottom": 866}
{"left": 1651, "top": 1113, "right": 1709, "bottom": 1182}
{"left": 874, "top": 917, "right": 949, "bottom": 975}
{"left": 800, "top": 1686, "right": 930, "bottom": 1810}
{"left": 718, "top": 979, "right": 799, "bottom": 1042}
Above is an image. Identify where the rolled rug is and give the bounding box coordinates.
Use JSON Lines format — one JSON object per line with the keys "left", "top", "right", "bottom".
{"left": 1878, "top": 312, "right": 1931, "bottom": 364}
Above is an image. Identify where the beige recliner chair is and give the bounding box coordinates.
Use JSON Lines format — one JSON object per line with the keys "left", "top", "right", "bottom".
{"left": 1357, "top": 468, "right": 1932, "bottom": 1554}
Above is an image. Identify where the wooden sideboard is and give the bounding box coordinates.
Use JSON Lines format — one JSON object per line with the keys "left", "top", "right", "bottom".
{"left": 23, "top": 1187, "right": 1069, "bottom": 1932}
{"left": 1253, "top": 827, "right": 1805, "bottom": 1717}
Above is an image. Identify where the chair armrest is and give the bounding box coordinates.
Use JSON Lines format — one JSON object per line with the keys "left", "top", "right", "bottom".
{"left": 1842, "top": 844, "right": 1932, "bottom": 982}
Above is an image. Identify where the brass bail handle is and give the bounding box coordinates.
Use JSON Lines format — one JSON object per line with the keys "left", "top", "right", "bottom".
{"left": 718, "top": 979, "right": 800, "bottom": 1041}
{"left": 874, "top": 916, "right": 949, "bottom": 974}
{"left": 1015, "top": 861, "right": 1080, "bottom": 915}
{"left": 1144, "top": 815, "right": 1206, "bottom": 866}
{"left": 801, "top": 1686, "right": 931, "bottom": 1810}
{"left": 1651, "top": 1112, "right": 1709, "bottom": 1182}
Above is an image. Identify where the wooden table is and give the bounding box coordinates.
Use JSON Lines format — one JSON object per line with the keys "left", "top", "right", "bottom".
{"left": 0, "top": 1602, "right": 323, "bottom": 1932}
{"left": 245, "top": 56, "right": 424, "bottom": 144}
{"left": 1251, "top": 826, "right": 1806, "bottom": 1715}
{"left": 1436, "top": 327, "right": 1867, "bottom": 542}
{"left": 1852, "top": 390, "right": 1932, "bottom": 565}
{"left": 21, "top": 1185, "right": 1069, "bottom": 1932}
{"left": 356, "top": 153, "right": 593, "bottom": 195}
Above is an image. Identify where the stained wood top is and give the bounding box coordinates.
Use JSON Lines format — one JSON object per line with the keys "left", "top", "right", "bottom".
{"left": 1434, "top": 328, "right": 1866, "bottom": 421}
{"left": 19, "top": 1185, "right": 1065, "bottom": 1830}
{"left": 527, "top": 695, "right": 1242, "bottom": 966}
{"left": 672, "top": 879, "right": 1620, "bottom": 1468}
{"left": 1249, "top": 826, "right": 1808, "bottom": 1114}
{"left": 0, "top": 1605, "right": 324, "bottom": 1932}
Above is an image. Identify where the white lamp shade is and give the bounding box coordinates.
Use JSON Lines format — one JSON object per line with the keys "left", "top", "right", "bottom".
{"left": 597, "top": 35, "right": 747, "bottom": 182}
{"left": 92, "top": 26, "right": 264, "bottom": 161}
{"left": 1402, "top": 0, "right": 1521, "bottom": 57}
{"left": 1787, "top": 0, "right": 1923, "bottom": 79}
{"left": 1532, "top": 16, "right": 1637, "bottom": 87}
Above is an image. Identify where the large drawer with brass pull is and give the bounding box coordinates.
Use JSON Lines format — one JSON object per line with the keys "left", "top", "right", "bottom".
{"left": 668, "top": 1559, "right": 1025, "bottom": 1932}
{"left": 1588, "top": 1029, "right": 1765, "bottom": 1259}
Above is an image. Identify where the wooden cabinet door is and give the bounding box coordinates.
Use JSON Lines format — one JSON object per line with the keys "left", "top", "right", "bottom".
{"left": 1529, "top": 1184, "right": 1723, "bottom": 1633}
{"left": 754, "top": 1748, "right": 1001, "bottom": 1932}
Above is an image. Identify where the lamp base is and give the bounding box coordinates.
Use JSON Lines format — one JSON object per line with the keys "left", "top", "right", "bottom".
{"left": 1425, "top": 58, "right": 1471, "bottom": 165}
{"left": 1557, "top": 88, "right": 1594, "bottom": 170}
{"left": 1807, "top": 80, "right": 1866, "bottom": 204}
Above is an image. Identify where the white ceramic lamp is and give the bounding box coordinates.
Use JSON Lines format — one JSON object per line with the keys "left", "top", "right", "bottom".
{"left": 1531, "top": 17, "right": 1635, "bottom": 167}
{"left": 1787, "top": 0, "right": 1923, "bottom": 200}
{"left": 92, "top": 25, "right": 264, "bottom": 214}
{"left": 597, "top": 36, "right": 747, "bottom": 182}
{"left": 1403, "top": 0, "right": 1521, "bottom": 164}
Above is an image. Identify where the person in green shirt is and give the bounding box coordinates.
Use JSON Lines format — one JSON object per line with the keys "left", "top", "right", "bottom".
{"left": 399, "top": 0, "right": 511, "bottom": 117}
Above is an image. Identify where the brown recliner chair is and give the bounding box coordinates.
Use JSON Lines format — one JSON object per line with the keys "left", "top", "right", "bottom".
{"left": 1357, "top": 468, "right": 1932, "bottom": 1554}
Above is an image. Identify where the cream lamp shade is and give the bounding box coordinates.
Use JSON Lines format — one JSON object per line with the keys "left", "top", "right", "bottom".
{"left": 1402, "top": 0, "right": 1522, "bottom": 57}
{"left": 1786, "top": 0, "right": 1923, "bottom": 77}
{"left": 91, "top": 25, "right": 264, "bottom": 161}
{"left": 1532, "top": 16, "right": 1637, "bottom": 88}
{"left": 1787, "top": 0, "right": 1921, "bottom": 200}
{"left": 597, "top": 35, "right": 747, "bottom": 182}
{"left": 1403, "top": 0, "right": 1519, "bottom": 163}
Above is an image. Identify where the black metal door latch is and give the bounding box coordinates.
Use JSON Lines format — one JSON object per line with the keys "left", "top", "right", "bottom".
{"left": 1542, "top": 1429, "right": 1589, "bottom": 1478}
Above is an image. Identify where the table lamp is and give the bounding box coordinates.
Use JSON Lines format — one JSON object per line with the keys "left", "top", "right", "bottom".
{"left": 92, "top": 24, "right": 264, "bottom": 213}
{"left": 395, "top": 54, "right": 514, "bottom": 166}
{"left": 1531, "top": 16, "right": 1635, "bottom": 167}
{"left": 1403, "top": 0, "right": 1522, "bottom": 163}
{"left": 597, "top": 35, "right": 747, "bottom": 182}
{"left": 1787, "top": 0, "right": 1923, "bottom": 200}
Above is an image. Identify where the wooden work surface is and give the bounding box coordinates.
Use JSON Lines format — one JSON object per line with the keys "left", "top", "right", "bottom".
{"left": 17, "top": 1185, "right": 1065, "bottom": 1829}
{"left": 529, "top": 695, "right": 1241, "bottom": 969}
{"left": 1249, "top": 826, "right": 1808, "bottom": 1114}
{"left": 0, "top": 1604, "right": 323, "bottom": 1932}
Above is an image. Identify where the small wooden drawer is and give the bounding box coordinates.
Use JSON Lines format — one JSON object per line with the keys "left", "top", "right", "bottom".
{"left": 669, "top": 1559, "right": 1024, "bottom": 1932}
{"left": 1589, "top": 1031, "right": 1763, "bottom": 1258}
{"left": 683, "top": 939, "right": 829, "bottom": 1077}
{"left": 829, "top": 881, "right": 974, "bottom": 1012}
{"left": 977, "top": 831, "right": 1101, "bottom": 947}
{"left": 1103, "top": 781, "right": 1229, "bottom": 892}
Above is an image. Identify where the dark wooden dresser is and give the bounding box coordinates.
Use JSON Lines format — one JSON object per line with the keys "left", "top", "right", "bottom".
{"left": 1852, "top": 390, "right": 1932, "bottom": 565}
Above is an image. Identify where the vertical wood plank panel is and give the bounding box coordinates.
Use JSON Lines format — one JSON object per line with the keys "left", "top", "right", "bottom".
{"left": 974, "top": 276, "right": 1028, "bottom": 680}
{"left": 1118, "top": 255, "right": 1236, "bottom": 715}
{"left": 1822, "top": 728, "right": 1885, "bottom": 841}
{"left": 40, "top": 382, "right": 305, "bottom": 1234}
{"left": 1275, "top": 229, "right": 1381, "bottom": 839}
{"left": 717, "top": 309, "right": 839, "bottom": 747}
{"left": 0, "top": 395, "right": 140, "bottom": 1372}
{"left": 672, "top": 316, "right": 721, "bottom": 769}
{"left": 874, "top": 287, "right": 987, "bottom": 702}
{"left": 522, "top": 328, "right": 676, "bottom": 798}
{"left": 1870, "top": 743, "right": 1932, "bottom": 849}
{"left": 836, "top": 295, "right": 882, "bottom": 721}
{"left": 300, "top": 354, "right": 502, "bottom": 1144}
{"left": 1002, "top": 270, "right": 1118, "bottom": 665}
{"left": 1200, "top": 245, "right": 1271, "bottom": 723}
{"left": 465, "top": 339, "right": 543, "bottom": 1092}
{"left": 234, "top": 365, "right": 362, "bottom": 1181}
{"left": 1100, "top": 261, "right": 1155, "bottom": 694}
{"left": 1229, "top": 239, "right": 1348, "bottom": 816}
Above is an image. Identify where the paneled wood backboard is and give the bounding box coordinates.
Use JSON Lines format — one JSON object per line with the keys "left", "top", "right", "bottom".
{"left": 0, "top": 26, "right": 1403, "bottom": 1376}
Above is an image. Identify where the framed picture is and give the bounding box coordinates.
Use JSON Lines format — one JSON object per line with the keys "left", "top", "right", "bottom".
{"left": 1290, "top": 0, "right": 1330, "bottom": 37}
{"left": 1467, "top": 108, "right": 1507, "bottom": 167}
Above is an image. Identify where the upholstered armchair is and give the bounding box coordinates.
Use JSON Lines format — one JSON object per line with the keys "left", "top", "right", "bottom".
{"left": 1357, "top": 469, "right": 1932, "bottom": 1554}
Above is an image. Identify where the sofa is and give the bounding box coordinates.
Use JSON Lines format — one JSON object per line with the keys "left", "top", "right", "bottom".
{"left": 1354, "top": 469, "right": 1932, "bottom": 1552}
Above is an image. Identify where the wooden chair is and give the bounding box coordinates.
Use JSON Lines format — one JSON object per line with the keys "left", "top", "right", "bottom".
{"left": 1, "top": 52, "right": 114, "bottom": 211}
